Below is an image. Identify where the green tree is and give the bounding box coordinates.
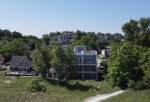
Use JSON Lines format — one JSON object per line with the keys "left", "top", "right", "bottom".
{"left": 11, "top": 31, "right": 22, "bottom": 38}
{"left": 0, "top": 45, "right": 14, "bottom": 62}
{"left": 51, "top": 45, "right": 76, "bottom": 80}
{"left": 72, "top": 40, "right": 85, "bottom": 46}
{"left": 0, "top": 29, "right": 11, "bottom": 38}
{"left": 74, "top": 30, "right": 86, "bottom": 40}
{"left": 64, "top": 47, "right": 76, "bottom": 79}
{"left": 138, "top": 49, "right": 150, "bottom": 87}
{"left": 51, "top": 45, "right": 66, "bottom": 79}
{"left": 106, "top": 42, "right": 146, "bottom": 89}
{"left": 10, "top": 39, "right": 27, "bottom": 55}
{"left": 42, "top": 34, "right": 50, "bottom": 46}
{"left": 112, "top": 33, "right": 123, "bottom": 43}
{"left": 122, "top": 17, "right": 150, "bottom": 47}
{"left": 31, "top": 44, "right": 51, "bottom": 78}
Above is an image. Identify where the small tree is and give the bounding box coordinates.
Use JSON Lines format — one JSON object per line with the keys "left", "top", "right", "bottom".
{"left": 51, "top": 45, "right": 76, "bottom": 80}
{"left": 31, "top": 44, "right": 51, "bottom": 78}
{"left": 51, "top": 45, "right": 66, "bottom": 79}
{"left": 64, "top": 47, "right": 76, "bottom": 79}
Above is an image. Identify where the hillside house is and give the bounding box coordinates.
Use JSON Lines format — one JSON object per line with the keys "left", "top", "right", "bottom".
{"left": 99, "top": 36, "right": 108, "bottom": 42}
{"left": 101, "top": 47, "right": 112, "bottom": 57}
{"left": 51, "top": 33, "right": 75, "bottom": 45}
{"left": 0, "top": 40, "right": 9, "bottom": 46}
{"left": 0, "top": 55, "right": 4, "bottom": 68}
{"left": 10, "top": 56, "right": 32, "bottom": 72}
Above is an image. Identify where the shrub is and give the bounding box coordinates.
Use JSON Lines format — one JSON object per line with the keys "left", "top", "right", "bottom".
{"left": 26, "top": 78, "right": 47, "bottom": 92}
{"left": 127, "top": 80, "right": 144, "bottom": 90}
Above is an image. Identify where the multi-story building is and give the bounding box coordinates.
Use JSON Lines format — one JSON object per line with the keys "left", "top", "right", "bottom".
{"left": 99, "top": 36, "right": 108, "bottom": 42}
{"left": 74, "top": 46, "right": 97, "bottom": 80}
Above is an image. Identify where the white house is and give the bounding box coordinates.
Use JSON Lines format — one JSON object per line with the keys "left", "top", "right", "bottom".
{"left": 101, "top": 47, "right": 112, "bottom": 57}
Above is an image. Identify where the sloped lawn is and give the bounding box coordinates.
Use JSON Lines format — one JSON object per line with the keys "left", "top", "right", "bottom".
{"left": 0, "top": 71, "right": 120, "bottom": 102}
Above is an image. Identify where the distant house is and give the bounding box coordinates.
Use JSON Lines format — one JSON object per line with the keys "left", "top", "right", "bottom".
{"left": 74, "top": 46, "right": 98, "bottom": 80}
{"left": 0, "top": 40, "right": 9, "bottom": 46}
{"left": 51, "top": 33, "right": 75, "bottom": 45}
{"left": 0, "top": 55, "right": 4, "bottom": 63}
{"left": 24, "top": 44, "right": 31, "bottom": 51}
{"left": 0, "top": 55, "right": 4, "bottom": 67}
{"left": 10, "top": 56, "right": 32, "bottom": 72}
{"left": 99, "top": 36, "right": 108, "bottom": 42}
{"left": 0, "top": 55, "right": 6, "bottom": 70}
{"left": 101, "top": 47, "right": 112, "bottom": 57}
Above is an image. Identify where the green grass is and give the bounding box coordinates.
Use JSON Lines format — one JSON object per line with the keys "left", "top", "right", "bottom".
{"left": 103, "top": 89, "right": 150, "bottom": 102}
{"left": 0, "top": 71, "right": 120, "bottom": 102}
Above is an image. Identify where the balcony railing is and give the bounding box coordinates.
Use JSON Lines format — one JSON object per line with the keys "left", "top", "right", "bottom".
{"left": 81, "top": 50, "right": 97, "bottom": 54}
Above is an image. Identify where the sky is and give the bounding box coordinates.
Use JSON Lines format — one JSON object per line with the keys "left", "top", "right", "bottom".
{"left": 0, "top": 0, "right": 150, "bottom": 38}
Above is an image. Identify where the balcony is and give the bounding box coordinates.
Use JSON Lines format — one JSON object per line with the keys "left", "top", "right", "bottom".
{"left": 81, "top": 50, "right": 97, "bottom": 55}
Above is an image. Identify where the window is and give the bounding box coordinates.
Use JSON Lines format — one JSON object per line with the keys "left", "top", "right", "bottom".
{"left": 77, "top": 65, "right": 82, "bottom": 71}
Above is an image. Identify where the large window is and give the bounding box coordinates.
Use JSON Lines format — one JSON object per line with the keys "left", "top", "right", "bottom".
{"left": 77, "top": 65, "right": 82, "bottom": 71}
{"left": 83, "top": 65, "right": 96, "bottom": 71}
{"left": 77, "top": 55, "right": 82, "bottom": 64}
{"left": 75, "top": 46, "right": 86, "bottom": 53}
{"left": 83, "top": 55, "right": 96, "bottom": 64}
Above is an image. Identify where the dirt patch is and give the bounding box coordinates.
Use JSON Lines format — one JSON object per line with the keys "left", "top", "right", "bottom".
{"left": 83, "top": 90, "right": 125, "bottom": 102}
{"left": 3, "top": 80, "right": 11, "bottom": 83}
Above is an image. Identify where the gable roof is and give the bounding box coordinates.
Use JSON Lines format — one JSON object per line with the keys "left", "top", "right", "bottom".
{"left": 10, "top": 56, "right": 32, "bottom": 67}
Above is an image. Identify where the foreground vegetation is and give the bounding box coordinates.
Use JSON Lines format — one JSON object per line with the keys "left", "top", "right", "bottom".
{"left": 103, "top": 89, "right": 150, "bottom": 102}
{"left": 0, "top": 71, "right": 120, "bottom": 102}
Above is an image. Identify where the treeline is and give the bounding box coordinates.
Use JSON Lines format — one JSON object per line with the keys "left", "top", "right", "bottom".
{"left": 0, "top": 28, "right": 124, "bottom": 62}
{"left": 42, "top": 30, "right": 124, "bottom": 51}
{"left": 0, "top": 29, "right": 39, "bottom": 62}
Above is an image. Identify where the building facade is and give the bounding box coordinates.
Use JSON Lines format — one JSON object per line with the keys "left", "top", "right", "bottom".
{"left": 74, "top": 46, "right": 97, "bottom": 80}
{"left": 50, "top": 33, "right": 75, "bottom": 45}
{"left": 101, "top": 47, "right": 112, "bottom": 57}
{"left": 0, "top": 55, "right": 4, "bottom": 69}
{"left": 10, "top": 56, "right": 32, "bottom": 72}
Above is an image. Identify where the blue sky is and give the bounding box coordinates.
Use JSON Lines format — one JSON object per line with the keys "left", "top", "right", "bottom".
{"left": 0, "top": 0, "right": 150, "bottom": 37}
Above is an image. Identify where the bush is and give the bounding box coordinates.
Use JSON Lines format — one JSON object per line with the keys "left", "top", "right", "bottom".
{"left": 127, "top": 80, "right": 145, "bottom": 90}
{"left": 26, "top": 78, "right": 47, "bottom": 92}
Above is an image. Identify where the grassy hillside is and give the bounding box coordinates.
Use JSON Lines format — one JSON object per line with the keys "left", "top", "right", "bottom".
{"left": 0, "top": 71, "right": 120, "bottom": 102}
{"left": 103, "top": 89, "right": 150, "bottom": 102}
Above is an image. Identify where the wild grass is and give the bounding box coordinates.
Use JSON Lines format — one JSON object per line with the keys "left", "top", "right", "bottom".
{"left": 0, "top": 71, "right": 120, "bottom": 102}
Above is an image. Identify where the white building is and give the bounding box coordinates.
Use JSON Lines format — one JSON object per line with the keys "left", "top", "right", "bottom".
{"left": 101, "top": 47, "right": 112, "bottom": 57}
{"left": 74, "top": 46, "right": 98, "bottom": 80}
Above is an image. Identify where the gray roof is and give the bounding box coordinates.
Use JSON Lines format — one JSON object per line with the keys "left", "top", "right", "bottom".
{"left": 10, "top": 56, "right": 32, "bottom": 67}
